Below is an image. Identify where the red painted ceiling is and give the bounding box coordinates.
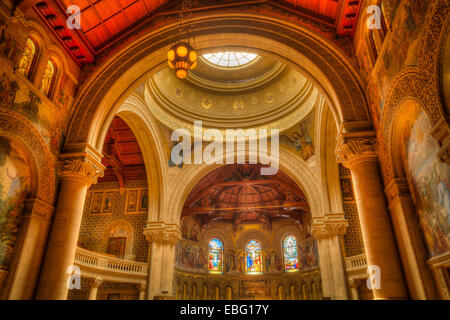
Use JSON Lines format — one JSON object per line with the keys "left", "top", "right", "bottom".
{"left": 183, "top": 164, "right": 310, "bottom": 227}
{"left": 33, "top": 0, "right": 361, "bottom": 66}
{"left": 100, "top": 116, "right": 146, "bottom": 183}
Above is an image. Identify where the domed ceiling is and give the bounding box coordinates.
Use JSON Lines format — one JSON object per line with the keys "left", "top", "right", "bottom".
{"left": 182, "top": 164, "right": 310, "bottom": 229}
{"left": 143, "top": 51, "right": 319, "bottom": 135}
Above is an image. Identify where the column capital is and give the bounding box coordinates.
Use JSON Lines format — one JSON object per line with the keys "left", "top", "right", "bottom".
{"left": 58, "top": 153, "right": 105, "bottom": 185}
{"left": 336, "top": 131, "right": 377, "bottom": 168}
{"left": 311, "top": 213, "right": 348, "bottom": 240}
{"left": 144, "top": 222, "right": 181, "bottom": 245}
{"left": 87, "top": 278, "right": 103, "bottom": 289}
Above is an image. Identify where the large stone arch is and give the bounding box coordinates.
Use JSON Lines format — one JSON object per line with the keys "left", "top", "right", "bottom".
{"left": 0, "top": 109, "right": 55, "bottom": 205}
{"left": 163, "top": 145, "right": 323, "bottom": 226}
{"left": 114, "top": 94, "right": 167, "bottom": 222}
{"left": 380, "top": 0, "right": 450, "bottom": 183}
{"left": 64, "top": 13, "right": 369, "bottom": 156}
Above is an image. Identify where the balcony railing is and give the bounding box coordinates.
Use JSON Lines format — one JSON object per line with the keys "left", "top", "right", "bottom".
{"left": 74, "top": 247, "right": 148, "bottom": 283}
{"left": 345, "top": 254, "right": 368, "bottom": 272}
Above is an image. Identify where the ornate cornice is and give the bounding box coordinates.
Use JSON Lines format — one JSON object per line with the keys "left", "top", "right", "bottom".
{"left": 336, "top": 131, "right": 377, "bottom": 169}
{"left": 144, "top": 222, "right": 181, "bottom": 245}
{"left": 58, "top": 153, "right": 105, "bottom": 186}
{"left": 311, "top": 213, "right": 348, "bottom": 240}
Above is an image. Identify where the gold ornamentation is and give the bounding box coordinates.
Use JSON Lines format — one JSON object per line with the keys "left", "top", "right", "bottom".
{"left": 58, "top": 158, "right": 104, "bottom": 185}
{"left": 336, "top": 136, "right": 377, "bottom": 168}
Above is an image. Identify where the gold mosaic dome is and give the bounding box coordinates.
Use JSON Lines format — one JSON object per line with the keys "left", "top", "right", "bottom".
{"left": 144, "top": 51, "right": 319, "bottom": 135}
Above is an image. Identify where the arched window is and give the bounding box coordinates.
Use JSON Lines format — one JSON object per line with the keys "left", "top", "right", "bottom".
{"left": 245, "top": 239, "right": 263, "bottom": 274}
{"left": 39, "top": 59, "right": 56, "bottom": 96}
{"left": 17, "top": 38, "right": 36, "bottom": 78}
{"left": 208, "top": 238, "right": 224, "bottom": 274}
{"left": 282, "top": 235, "right": 299, "bottom": 272}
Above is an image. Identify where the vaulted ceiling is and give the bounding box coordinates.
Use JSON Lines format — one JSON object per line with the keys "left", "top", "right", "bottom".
{"left": 31, "top": 0, "right": 361, "bottom": 66}
{"left": 182, "top": 164, "right": 310, "bottom": 228}
{"left": 100, "top": 116, "right": 146, "bottom": 184}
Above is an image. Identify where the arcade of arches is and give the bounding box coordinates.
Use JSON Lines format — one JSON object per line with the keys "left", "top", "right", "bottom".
{"left": 0, "top": 0, "right": 448, "bottom": 300}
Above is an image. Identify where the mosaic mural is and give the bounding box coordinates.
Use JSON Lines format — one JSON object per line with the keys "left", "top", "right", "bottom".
{"left": 404, "top": 109, "right": 449, "bottom": 257}
{"left": 0, "top": 137, "right": 30, "bottom": 269}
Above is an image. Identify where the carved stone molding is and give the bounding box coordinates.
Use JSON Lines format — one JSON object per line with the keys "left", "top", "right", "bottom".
{"left": 22, "top": 198, "right": 55, "bottom": 222}
{"left": 384, "top": 178, "right": 412, "bottom": 204}
{"left": 144, "top": 222, "right": 181, "bottom": 245}
{"left": 379, "top": 0, "right": 449, "bottom": 184}
{"left": 311, "top": 213, "right": 348, "bottom": 240}
{"left": 0, "top": 109, "right": 56, "bottom": 204}
{"left": 336, "top": 132, "right": 377, "bottom": 169}
{"left": 58, "top": 153, "right": 104, "bottom": 186}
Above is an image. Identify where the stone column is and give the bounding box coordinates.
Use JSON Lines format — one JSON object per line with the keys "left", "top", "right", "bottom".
{"left": 0, "top": 198, "right": 54, "bottom": 299}
{"left": 336, "top": 132, "right": 408, "bottom": 300}
{"left": 87, "top": 278, "right": 102, "bottom": 300}
{"left": 385, "top": 178, "right": 437, "bottom": 299}
{"left": 36, "top": 155, "right": 103, "bottom": 300}
{"left": 349, "top": 279, "right": 360, "bottom": 300}
{"left": 138, "top": 283, "right": 147, "bottom": 300}
{"left": 312, "top": 213, "right": 349, "bottom": 300}
{"left": 144, "top": 222, "right": 180, "bottom": 300}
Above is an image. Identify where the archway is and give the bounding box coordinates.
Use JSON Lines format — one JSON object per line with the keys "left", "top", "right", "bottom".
{"left": 64, "top": 13, "right": 368, "bottom": 157}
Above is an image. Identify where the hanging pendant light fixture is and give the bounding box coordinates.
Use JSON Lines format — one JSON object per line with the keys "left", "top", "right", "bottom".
{"left": 168, "top": 0, "right": 197, "bottom": 79}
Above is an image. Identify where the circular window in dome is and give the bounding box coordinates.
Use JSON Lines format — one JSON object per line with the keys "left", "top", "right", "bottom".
{"left": 202, "top": 52, "right": 259, "bottom": 68}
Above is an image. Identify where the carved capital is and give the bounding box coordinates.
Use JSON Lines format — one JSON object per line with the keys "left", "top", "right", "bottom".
{"left": 58, "top": 153, "right": 104, "bottom": 186}
{"left": 87, "top": 278, "right": 103, "bottom": 289}
{"left": 336, "top": 131, "right": 377, "bottom": 169}
{"left": 311, "top": 213, "right": 348, "bottom": 240}
{"left": 144, "top": 222, "right": 181, "bottom": 245}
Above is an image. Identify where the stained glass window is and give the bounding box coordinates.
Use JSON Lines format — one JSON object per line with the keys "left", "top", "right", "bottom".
{"left": 39, "top": 60, "right": 55, "bottom": 96}
{"left": 245, "top": 239, "right": 263, "bottom": 274}
{"left": 17, "top": 38, "right": 36, "bottom": 78}
{"left": 202, "top": 52, "right": 258, "bottom": 68}
{"left": 208, "top": 238, "right": 224, "bottom": 274}
{"left": 283, "top": 235, "right": 299, "bottom": 272}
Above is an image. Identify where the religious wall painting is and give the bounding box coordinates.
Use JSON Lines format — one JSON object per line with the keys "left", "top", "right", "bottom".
{"left": 225, "top": 248, "right": 237, "bottom": 273}
{"left": 0, "top": 19, "right": 21, "bottom": 66}
{"left": 282, "top": 235, "right": 299, "bottom": 272}
{"left": 17, "top": 38, "right": 36, "bottom": 78}
{"left": 245, "top": 240, "right": 263, "bottom": 275}
{"left": 0, "top": 137, "right": 30, "bottom": 269}
{"left": 139, "top": 190, "right": 148, "bottom": 211}
{"left": 0, "top": 70, "right": 67, "bottom": 155}
{"left": 39, "top": 60, "right": 55, "bottom": 97}
{"left": 127, "top": 190, "right": 138, "bottom": 212}
{"left": 181, "top": 216, "right": 200, "bottom": 242}
{"left": 208, "top": 238, "right": 223, "bottom": 274}
{"left": 374, "top": 0, "right": 431, "bottom": 103}
{"left": 298, "top": 237, "right": 319, "bottom": 271}
{"left": 103, "top": 192, "right": 114, "bottom": 213}
{"left": 91, "top": 192, "right": 103, "bottom": 213}
{"left": 175, "top": 241, "right": 208, "bottom": 272}
{"left": 280, "top": 109, "right": 315, "bottom": 163}
{"left": 403, "top": 109, "right": 449, "bottom": 257}
{"left": 341, "top": 178, "right": 355, "bottom": 201}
